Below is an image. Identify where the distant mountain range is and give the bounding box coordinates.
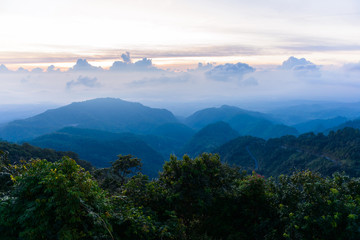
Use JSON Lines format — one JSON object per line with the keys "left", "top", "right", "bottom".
{"left": 293, "top": 116, "right": 348, "bottom": 134}
{"left": 185, "top": 105, "right": 298, "bottom": 139}
{"left": 0, "top": 98, "right": 177, "bottom": 142}
{"left": 268, "top": 102, "right": 360, "bottom": 125}
{"left": 1, "top": 97, "right": 360, "bottom": 174}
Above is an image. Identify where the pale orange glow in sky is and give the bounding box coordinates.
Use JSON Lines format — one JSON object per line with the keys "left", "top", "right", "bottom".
{"left": 0, "top": 0, "right": 359, "bottom": 71}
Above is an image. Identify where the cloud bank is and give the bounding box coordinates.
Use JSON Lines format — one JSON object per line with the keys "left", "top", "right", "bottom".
{"left": 1, "top": 54, "right": 360, "bottom": 108}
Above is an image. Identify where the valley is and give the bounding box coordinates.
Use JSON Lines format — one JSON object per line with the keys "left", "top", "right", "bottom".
{"left": 1, "top": 97, "right": 360, "bottom": 178}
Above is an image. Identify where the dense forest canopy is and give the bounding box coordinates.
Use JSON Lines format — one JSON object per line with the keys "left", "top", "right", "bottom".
{"left": 1, "top": 150, "right": 360, "bottom": 239}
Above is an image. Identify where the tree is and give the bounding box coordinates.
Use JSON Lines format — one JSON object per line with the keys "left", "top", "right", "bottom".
{"left": 270, "top": 171, "right": 360, "bottom": 239}
{"left": 0, "top": 150, "right": 11, "bottom": 194}
{"left": 112, "top": 154, "right": 142, "bottom": 181}
{"left": 157, "top": 153, "right": 248, "bottom": 238}
{"left": 0, "top": 157, "right": 113, "bottom": 239}
{"left": 94, "top": 154, "right": 142, "bottom": 192}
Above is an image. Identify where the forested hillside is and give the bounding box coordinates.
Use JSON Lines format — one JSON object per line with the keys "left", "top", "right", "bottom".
{"left": 217, "top": 127, "right": 360, "bottom": 177}
{"left": 327, "top": 119, "right": 360, "bottom": 133}
{"left": 0, "top": 140, "right": 92, "bottom": 170}
{"left": 180, "top": 121, "right": 239, "bottom": 157}
{"left": 29, "top": 127, "right": 165, "bottom": 177}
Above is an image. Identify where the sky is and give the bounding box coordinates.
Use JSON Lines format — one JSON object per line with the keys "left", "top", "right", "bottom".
{"left": 1, "top": 0, "right": 360, "bottom": 69}
{"left": 0, "top": 0, "right": 360, "bottom": 112}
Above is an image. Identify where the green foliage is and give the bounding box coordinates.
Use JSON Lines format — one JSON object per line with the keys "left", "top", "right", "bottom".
{"left": 159, "top": 154, "right": 241, "bottom": 222}
{"left": 0, "top": 140, "right": 92, "bottom": 170}
{"left": 0, "top": 150, "right": 12, "bottom": 194}
{"left": 270, "top": 171, "right": 360, "bottom": 239}
{"left": 94, "top": 154, "right": 143, "bottom": 192}
{"left": 217, "top": 127, "right": 360, "bottom": 177}
{"left": 112, "top": 154, "right": 142, "bottom": 180}
{"left": 0, "top": 149, "right": 9, "bottom": 166}
{"left": 0, "top": 157, "right": 112, "bottom": 239}
{"left": 2, "top": 150, "right": 360, "bottom": 239}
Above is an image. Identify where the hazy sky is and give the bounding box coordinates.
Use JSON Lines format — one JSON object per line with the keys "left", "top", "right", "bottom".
{"left": 0, "top": 0, "right": 360, "bottom": 110}
{"left": 1, "top": 0, "right": 360, "bottom": 70}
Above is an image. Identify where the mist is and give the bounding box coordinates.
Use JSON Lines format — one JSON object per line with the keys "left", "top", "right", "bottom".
{"left": 1, "top": 56, "right": 360, "bottom": 116}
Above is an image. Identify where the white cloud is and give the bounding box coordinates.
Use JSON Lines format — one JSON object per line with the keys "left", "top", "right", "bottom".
{"left": 205, "top": 62, "right": 255, "bottom": 81}
{"left": 31, "top": 67, "right": 43, "bottom": 73}
{"left": 110, "top": 53, "right": 161, "bottom": 72}
{"left": 280, "top": 56, "right": 314, "bottom": 70}
{"left": 68, "top": 59, "right": 103, "bottom": 72}
{"left": 66, "top": 76, "right": 101, "bottom": 89}
{"left": 16, "top": 67, "right": 29, "bottom": 73}
{"left": 280, "top": 56, "right": 321, "bottom": 79}
{"left": 0, "top": 64, "right": 10, "bottom": 73}
{"left": 46, "top": 65, "right": 61, "bottom": 73}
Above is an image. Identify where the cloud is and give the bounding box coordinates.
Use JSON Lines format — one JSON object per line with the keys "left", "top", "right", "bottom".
{"left": 280, "top": 56, "right": 321, "bottom": 78}
{"left": 47, "top": 65, "right": 61, "bottom": 73}
{"left": 109, "top": 61, "right": 128, "bottom": 71}
{"left": 68, "top": 59, "right": 103, "bottom": 72}
{"left": 66, "top": 76, "right": 101, "bottom": 89}
{"left": 131, "top": 74, "right": 190, "bottom": 86}
{"left": 134, "top": 58, "right": 153, "bottom": 70}
{"left": 121, "top": 52, "right": 131, "bottom": 63}
{"left": 16, "top": 67, "right": 29, "bottom": 73}
{"left": 242, "top": 77, "right": 258, "bottom": 86}
{"left": 20, "top": 75, "right": 31, "bottom": 83}
{"left": 205, "top": 62, "right": 255, "bottom": 81}
{"left": 110, "top": 53, "right": 160, "bottom": 72}
{"left": 0, "top": 64, "right": 10, "bottom": 73}
{"left": 31, "top": 67, "right": 43, "bottom": 73}
{"left": 189, "top": 62, "right": 213, "bottom": 72}
{"left": 343, "top": 62, "right": 360, "bottom": 71}
{"left": 280, "top": 56, "right": 314, "bottom": 70}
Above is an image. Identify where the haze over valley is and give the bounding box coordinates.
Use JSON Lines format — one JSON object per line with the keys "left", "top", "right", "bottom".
{"left": 2, "top": 1, "right": 360, "bottom": 239}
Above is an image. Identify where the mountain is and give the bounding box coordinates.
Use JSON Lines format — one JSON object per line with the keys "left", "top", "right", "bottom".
{"left": 293, "top": 116, "right": 348, "bottom": 134}
{"left": 216, "top": 127, "right": 360, "bottom": 177}
{"left": 150, "top": 122, "right": 195, "bottom": 142}
{"left": 0, "top": 141, "right": 92, "bottom": 170}
{"left": 140, "top": 123, "right": 195, "bottom": 158}
{"left": 185, "top": 105, "right": 270, "bottom": 129}
{"left": 181, "top": 121, "right": 239, "bottom": 157}
{"left": 0, "top": 98, "right": 178, "bottom": 142}
{"left": 226, "top": 114, "right": 298, "bottom": 139}
{"left": 29, "top": 127, "right": 165, "bottom": 177}
{"left": 326, "top": 119, "right": 360, "bottom": 133}
{"left": 185, "top": 105, "right": 297, "bottom": 139}
{"left": 268, "top": 102, "right": 360, "bottom": 125}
